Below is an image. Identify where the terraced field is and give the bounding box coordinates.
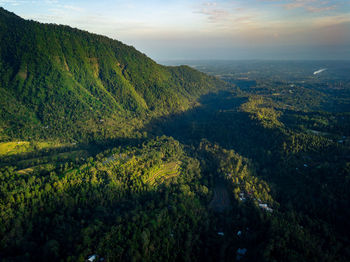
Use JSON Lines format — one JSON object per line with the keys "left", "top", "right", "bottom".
{"left": 145, "top": 161, "right": 180, "bottom": 186}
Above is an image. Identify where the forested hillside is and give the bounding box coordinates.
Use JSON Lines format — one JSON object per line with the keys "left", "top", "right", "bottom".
{"left": 0, "top": 8, "right": 224, "bottom": 142}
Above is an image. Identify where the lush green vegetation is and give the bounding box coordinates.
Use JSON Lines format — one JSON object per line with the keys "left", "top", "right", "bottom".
{"left": 0, "top": 8, "right": 224, "bottom": 143}
{"left": 1, "top": 8, "right": 350, "bottom": 262}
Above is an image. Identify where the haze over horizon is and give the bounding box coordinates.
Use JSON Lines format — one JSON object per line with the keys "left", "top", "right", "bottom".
{"left": 1, "top": 0, "right": 349, "bottom": 61}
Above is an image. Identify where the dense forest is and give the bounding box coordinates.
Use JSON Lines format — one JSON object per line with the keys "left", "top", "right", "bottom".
{"left": 0, "top": 7, "right": 224, "bottom": 143}
{"left": 1, "top": 7, "right": 350, "bottom": 262}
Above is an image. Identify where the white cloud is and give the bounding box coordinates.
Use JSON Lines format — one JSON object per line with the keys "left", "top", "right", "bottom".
{"left": 305, "top": 5, "right": 336, "bottom": 13}
{"left": 283, "top": 0, "right": 338, "bottom": 13}
{"left": 62, "top": 5, "right": 84, "bottom": 12}
{"left": 195, "top": 7, "right": 230, "bottom": 23}
{"left": 0, "top": 0, "right": 21, "bottom": 4}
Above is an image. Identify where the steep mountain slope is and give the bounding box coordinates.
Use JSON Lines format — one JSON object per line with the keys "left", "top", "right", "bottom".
{"left": 0, "top": 8, "right": 224, "bottom": 142}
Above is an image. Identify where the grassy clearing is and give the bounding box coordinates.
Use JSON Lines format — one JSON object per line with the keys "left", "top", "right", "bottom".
{"left": 16, "top": 150, "right": 88, "bottom": 168}
{"left": 14, "top": 150, "right": 88, "bottom": 175}
{"left": 17, "top": 167, "right": 34, "bottom": 175}
{"left": 17, "top": 163, "right": 55, "bottom": 175}
{"left": 146, "top": 161, "right": 180, "bottom": 186}
{"left": 0, "top": 141, "right": 74, "bottom": 157}
{"left": 0, "top": 141, "right": 31, "bottom": 156}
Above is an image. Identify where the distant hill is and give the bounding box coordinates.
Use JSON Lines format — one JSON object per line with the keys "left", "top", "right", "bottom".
{"left": 0, "top": 7, "right": 224, "bottom": 142}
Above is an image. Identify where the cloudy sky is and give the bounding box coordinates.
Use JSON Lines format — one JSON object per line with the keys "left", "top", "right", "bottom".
{"left": 1, "top": 0, "right": 350, "bottom": 61}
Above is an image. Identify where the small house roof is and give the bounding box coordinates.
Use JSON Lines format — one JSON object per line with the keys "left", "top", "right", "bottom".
{"left": 88, "top": 255, "right": 97, "bottom": 262}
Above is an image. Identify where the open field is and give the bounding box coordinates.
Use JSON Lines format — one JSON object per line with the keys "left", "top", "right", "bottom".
{"left": 0, "top": 141, "right": 73, "bottom": 157}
